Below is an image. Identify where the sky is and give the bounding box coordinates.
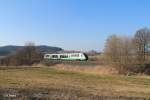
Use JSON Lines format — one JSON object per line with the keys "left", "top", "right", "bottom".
{"left": 0, "top": 0, "right": 150, "bottom": 51}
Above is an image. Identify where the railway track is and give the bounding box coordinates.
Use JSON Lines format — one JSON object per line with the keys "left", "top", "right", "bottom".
{"left": 42, "top": 60, "right": 103, "bottom": 66}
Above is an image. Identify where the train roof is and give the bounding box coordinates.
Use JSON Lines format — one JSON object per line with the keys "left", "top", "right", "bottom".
{"left": 58, "top": 50, "right": 83, "bottom": 53}
{"left": 45, "top": 52, "right": 84, "bottom": 55}
{"left": 45, "top": 50, "right": 85, "bottom": 54}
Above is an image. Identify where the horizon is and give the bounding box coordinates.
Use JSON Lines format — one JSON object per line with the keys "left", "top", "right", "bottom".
{"left": 0, "top": 0, "right": 150, "bottom": 52}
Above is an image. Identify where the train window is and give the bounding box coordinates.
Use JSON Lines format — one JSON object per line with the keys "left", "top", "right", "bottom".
{"left": 60, "top": 55, "right": 68, "bottom": 58}
{"left": 71, "top": 54, "right": 79, "bottom": 57}
{"left": 52, "top": 55, "right": 58, "bottom": 58}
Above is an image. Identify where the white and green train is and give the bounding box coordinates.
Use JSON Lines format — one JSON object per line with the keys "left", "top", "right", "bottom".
{"left": 44, "top": 53, "right": 88, "bottom": 61}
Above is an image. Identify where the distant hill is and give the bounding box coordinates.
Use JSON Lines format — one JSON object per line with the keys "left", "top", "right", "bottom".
{"left": 0, "top": 45, "right": 63, "bottom": 56}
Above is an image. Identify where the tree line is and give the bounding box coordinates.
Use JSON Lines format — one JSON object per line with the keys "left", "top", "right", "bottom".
{"left": 104, "top": 28, "right": 150, "bottom": 75}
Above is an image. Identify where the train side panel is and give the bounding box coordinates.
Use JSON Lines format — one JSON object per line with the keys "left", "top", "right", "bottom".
{"left": 44, "top": 53, "right": 88, "bottom": 61}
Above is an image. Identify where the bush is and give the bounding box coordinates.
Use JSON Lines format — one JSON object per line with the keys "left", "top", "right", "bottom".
{"left": 0, "top": 44, "right": 43, "bottom": 66}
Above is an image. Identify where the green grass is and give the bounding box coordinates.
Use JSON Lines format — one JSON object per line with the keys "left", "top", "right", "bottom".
{"left": 0, "top": 67, "right": 150, "bottom": 97}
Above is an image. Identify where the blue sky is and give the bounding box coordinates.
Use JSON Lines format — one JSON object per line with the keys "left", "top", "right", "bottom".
{"left": 0, "top": 0, "right": 150, "bottom": 51}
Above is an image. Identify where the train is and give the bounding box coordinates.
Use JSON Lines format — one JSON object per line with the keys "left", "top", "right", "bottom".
{"left": 44, "top": 53, "right": 88, "bottom": 61}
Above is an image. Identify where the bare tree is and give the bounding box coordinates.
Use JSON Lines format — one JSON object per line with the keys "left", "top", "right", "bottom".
{"left": 133, "top": 28, "right": 150, "bottom": 63}
{"left": 104, "top": 28, "right": 150, "bottom": 74}
{"left": 17, "top": 42, "right": 42, "bottom": 65}
{"left": 104, "top": 35, "right": 121, "bottom": 63}
{"left": 104, "top": 35, "right": 134, "bottom": 74}
{"left": 0, "top": 42, "right": 43, "bottom": 66}
{"left": 25, "top": 42, "right": 35, "bottom": 47}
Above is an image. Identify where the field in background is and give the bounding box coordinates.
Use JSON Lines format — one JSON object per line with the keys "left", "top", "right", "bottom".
{"left": 0, "top": 66, "right": 150, "bottom": 99}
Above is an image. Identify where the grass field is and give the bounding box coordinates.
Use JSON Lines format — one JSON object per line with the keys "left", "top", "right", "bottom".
{"left": 0, "top": 66, "right": 150, "bottom": 99}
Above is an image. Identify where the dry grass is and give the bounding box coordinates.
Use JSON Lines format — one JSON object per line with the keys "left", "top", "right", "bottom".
{"left": 0, "top": 66, "right": 150, "bottom": 98}
{"left": 54, "top": 64, "right": 118, "bottom": 75}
